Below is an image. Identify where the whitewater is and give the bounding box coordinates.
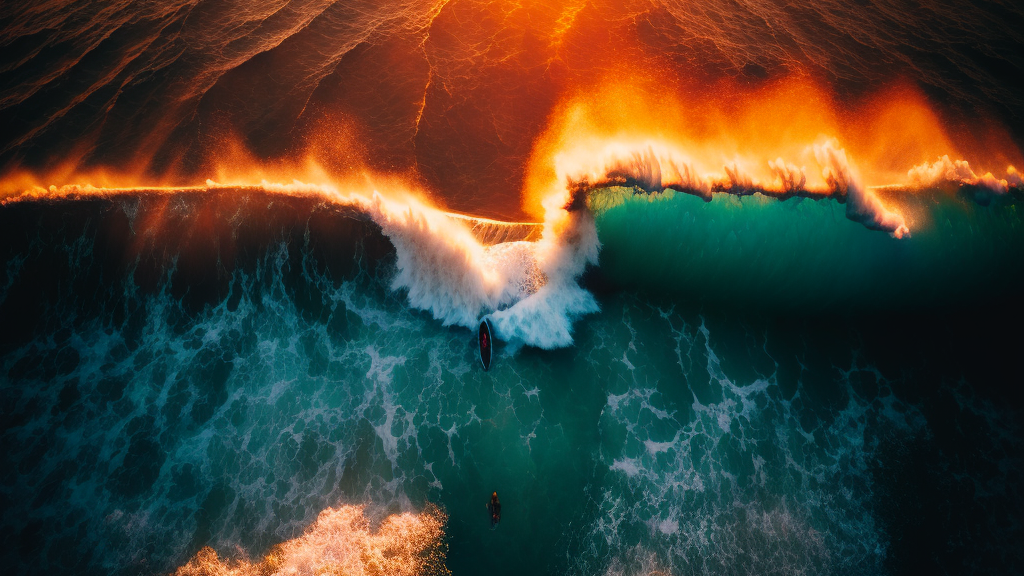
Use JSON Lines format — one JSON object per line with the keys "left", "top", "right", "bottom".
{"left": 2, "top": 137, "right": 1023, "bottom": 575}
{"left": 7, "top": 137, "right": 1021, "bottom": 349}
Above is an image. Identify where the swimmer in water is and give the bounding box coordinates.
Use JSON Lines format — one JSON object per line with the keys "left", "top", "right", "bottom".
{"left": 488, "top": 491, "right": 501, "bottom": 527}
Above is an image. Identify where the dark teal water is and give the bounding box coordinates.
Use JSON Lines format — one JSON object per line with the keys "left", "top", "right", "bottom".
{"left": 1, "top": 189, "right": 1022, "bottom": 575}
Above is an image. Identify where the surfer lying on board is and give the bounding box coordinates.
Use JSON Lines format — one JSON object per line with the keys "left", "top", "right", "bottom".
{"left": 479, "top": 318, "right": 493, "bottom": 371}
{"left": 488, "top": 492, "right": 501, "bottom": 526}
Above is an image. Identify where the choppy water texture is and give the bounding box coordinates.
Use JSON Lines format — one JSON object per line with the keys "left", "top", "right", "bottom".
{"left": 2, "top": 0, "right": 1023, "bottom": 218}
{"left": 2, "top": 1, "right": 1024, "bottom": 575}
{"left": 1, "top": 190, "right": 1022, "bottom": 576}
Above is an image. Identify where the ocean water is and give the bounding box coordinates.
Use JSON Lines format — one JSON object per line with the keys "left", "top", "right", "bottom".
{"left": 1, "top": 185, "right": 1021, "bottom": 575}
{"left": 3, "top": 0, "right": 1024, "bottom": 574}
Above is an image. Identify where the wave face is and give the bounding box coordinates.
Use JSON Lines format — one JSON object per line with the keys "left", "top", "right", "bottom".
{"left": 588, "top": 185, "right": 1024, "bottom": 310}
{"left": 1, "top": 190, "right": 1022, "bottom": 576}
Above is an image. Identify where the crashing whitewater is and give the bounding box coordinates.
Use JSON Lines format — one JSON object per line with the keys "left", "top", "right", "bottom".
{"left": 5, "top": 139, "right": 1020, "bottom": 349}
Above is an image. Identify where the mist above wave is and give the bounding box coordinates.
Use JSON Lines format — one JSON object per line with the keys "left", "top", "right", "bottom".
{"left": 2, "top": 0, "right": 1021, "bottom": 219}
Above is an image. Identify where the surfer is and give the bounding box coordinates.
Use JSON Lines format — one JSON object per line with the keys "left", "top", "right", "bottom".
{"left": 479, "top": 318, "right": 492, "bottom": 371}
{"left": 487, "top": 491, "right": 501, "bottom": 527}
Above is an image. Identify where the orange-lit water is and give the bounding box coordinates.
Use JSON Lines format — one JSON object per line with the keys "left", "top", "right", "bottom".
{"left": 174, "top": 505, "right": 449, "bottom": 576}
{"left": 2, "top": 3, "right": 1023, "bottom": 576}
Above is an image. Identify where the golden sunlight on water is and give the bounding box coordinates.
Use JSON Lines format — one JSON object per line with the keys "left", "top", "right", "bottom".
{"left": 174, "top": 504, "right": 450, "bottom": 576}
{"left": 522, "top": 71, "right": 1021, "bottom": 219}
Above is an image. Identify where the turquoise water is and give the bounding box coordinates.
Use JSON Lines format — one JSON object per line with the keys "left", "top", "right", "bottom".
{"left": 1, "top": 190, "right": 1021, "bottom": 575}
{"left": 590, "top": 188, "right": 1024, "bottom": 310}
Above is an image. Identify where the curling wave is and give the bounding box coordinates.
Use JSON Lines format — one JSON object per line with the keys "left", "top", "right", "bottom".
{"left": 4, "top": 134, "right": 1024, "bottom": 350}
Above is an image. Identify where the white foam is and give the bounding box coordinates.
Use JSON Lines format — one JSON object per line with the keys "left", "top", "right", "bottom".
{"left": 644, "top": 439, "right": 675, "bottom": 455}
{"left": 610, "top": 458, "right": 642, "bottom": 477}
{"left": 351, "top": 190, "right": 600, "bottom": 349}
{"left": 813, "top": 140, "right": 910, "bottom": 238}
{"left": 587, "top": 306, "right": 934, "bottom": 576}
{"left": 1007, "top": 166, "right": 1022, "bottom": 187}
{"left": 768, "top": 157, "right": 807, "bottom": 192}
{"left": 907, "top": 155, "right": 1013, "bottom": 194}
{"left": 359, "top": 192, "right": 519, "bottom": 329}
{"left": 657, "top": 517, "right": 679, "bottom": 535}
{"left": 554, "top": 142, "right": 710, "bottom": 196}
{"left": 555, "top": 137, "right": 911, "bottom": 238}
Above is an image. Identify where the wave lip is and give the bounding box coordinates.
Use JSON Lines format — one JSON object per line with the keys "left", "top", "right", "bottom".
{"left": 6, "top": 129, "right": 1024, "bottom": 349}
{"left": 556, "top": 138, "right": 913, "bottom": 238}
{"left": 813, "top": 141, "right": 909, "bottom": 238}
{"left": 908, "top": 156, "right": 1021, "bottom": 204}
{"left": 0, "top": 177, "right": 600, "bottom": 349}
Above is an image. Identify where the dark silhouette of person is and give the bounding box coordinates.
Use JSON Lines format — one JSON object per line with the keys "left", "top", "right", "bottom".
{"left": 488, "top": 491, "right": 501, "bottom": 526}
{"left": 480, "top": 321, "right": 492, "bottom": 370}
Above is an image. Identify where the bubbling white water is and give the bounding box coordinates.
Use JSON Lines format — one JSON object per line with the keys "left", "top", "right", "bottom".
{"left": 6, "top": 132, "right": 1022, "bottom": 352}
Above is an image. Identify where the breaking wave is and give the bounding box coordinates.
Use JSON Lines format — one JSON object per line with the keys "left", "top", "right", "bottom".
{"left": 1, "top": 166, "right": 1021, "bottom": 576}
{"left": 5, "top": 135, "right": 1024, "bottom": 349}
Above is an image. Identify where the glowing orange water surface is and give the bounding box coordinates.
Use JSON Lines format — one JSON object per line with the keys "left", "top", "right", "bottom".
{"left": 523, "top": 66, "right": 1021, "bottom": 219}
{"left": 174, "top": 504, "right": 450, "bottom": 576}
{"left": 1, "top": 57, "right": 1021, "bottom": 236}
